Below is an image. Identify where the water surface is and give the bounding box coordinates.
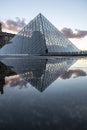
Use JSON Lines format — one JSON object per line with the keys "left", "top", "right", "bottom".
{"left": 0, "top": 57, "right": 87, "bottom": 130}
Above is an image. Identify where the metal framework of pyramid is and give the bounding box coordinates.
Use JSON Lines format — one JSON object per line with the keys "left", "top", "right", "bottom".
{"left": 0, "top": 13, "right": 79, "bottom": 55}
{"left": 1, "top": 58, "right": 76, "bottom": 92}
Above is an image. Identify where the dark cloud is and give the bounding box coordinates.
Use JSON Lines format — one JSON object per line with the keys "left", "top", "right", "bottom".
{"left": 61, "top": 27, "right": 87, "bottom": 39}
{"left": 60, "top": 69, "right": 87, "bottom": 79}
{"left": 0, "top": 17, "right": 26, "bottom": 33}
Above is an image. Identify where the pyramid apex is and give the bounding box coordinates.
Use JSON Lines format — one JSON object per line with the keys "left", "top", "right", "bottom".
{"left": 37, "top": 13, "right": 43, "bottom": 16}
{"left": 0, "top": 13, "right": 79, "bottom": 55}
{"left": 38, "top": 13, "right": 42, "bottom": 15}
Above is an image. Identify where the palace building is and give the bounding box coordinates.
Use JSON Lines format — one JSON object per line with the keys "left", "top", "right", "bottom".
{"left": 0, "top": 23, "right": 15, "bottom": 48}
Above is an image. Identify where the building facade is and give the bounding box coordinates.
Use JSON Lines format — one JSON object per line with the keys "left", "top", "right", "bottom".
{"left": 0, "top": 23, "right": 15, "bottom": 48}
{"left": 0, "top": 14, "right": 80, "bottom": 55}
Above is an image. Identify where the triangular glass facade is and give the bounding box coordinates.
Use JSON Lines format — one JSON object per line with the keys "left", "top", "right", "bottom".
{"left": 1, "top": 58, "right": 76, "bottom": 92}
{"left": 0, "top": 13, "right": 79, "bottom": 55}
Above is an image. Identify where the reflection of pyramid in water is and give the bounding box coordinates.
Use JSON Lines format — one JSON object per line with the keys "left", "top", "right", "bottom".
{"left": 23, "top": 59, "right": 76, "bottom": 92}
{"left": 0, "top": 13, "right": 79, "bottom": 55}
{"left": 1, "top": 58, "right": 76, "bottom": 92}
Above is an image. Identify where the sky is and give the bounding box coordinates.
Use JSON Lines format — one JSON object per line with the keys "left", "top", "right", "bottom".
{"left": 0, "top": 0, "right": 87, "bottom": 50}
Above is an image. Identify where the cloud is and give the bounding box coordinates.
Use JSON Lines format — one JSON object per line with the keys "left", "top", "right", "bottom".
{"left": 5, "top": 74, "right": 28, "bottom": 88}
{"left": 61, "top": 27, "right": 87, "bottom": 39}
{"left": 0, "top": 17, "right": 26, "bottom": 33}
{"left": 60, "top": 69, "right": 87, "bottom": 79}
{"left": 1, "top": 18, "right": 87, "bottom": 38}
{"left": 5, "top": 71, "right": 33, "bottom": 88}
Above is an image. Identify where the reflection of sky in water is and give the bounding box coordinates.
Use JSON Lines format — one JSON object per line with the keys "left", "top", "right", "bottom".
{"left": 70, "top": 58, "right": 87, "bottom": 72}
{"left": 0, "top": 57, "right": 87, "bottom": 130}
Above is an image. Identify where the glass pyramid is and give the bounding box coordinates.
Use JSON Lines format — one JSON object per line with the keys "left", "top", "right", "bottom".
{"left": 1, "top": 58, "right": 76, "bottom": 92}
{"left": 0, "top": 13, "right": 79, "bottom": 55}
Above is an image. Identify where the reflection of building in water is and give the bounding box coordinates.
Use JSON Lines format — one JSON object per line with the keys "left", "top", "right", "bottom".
{"left": 1, "top": 58, "right": 76, "bottom": 92}
{"left": 0, "top": 62, "right": 16, "bottom": 94}
{"left": 22, "top": 59, "right": 76, "bottom": 91}
{"left": 0, "top": 77, "right": 4, "bottom": 94}
{"left": 1, "top": 58, "right": 46, "bottom": 75}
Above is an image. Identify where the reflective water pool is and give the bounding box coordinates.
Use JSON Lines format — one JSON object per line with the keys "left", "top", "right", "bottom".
{"left": 0, "top": 57, "right": 87, "bottom": 130}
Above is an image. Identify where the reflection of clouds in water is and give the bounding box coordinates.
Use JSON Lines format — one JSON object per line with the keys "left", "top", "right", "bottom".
{"left": 5, "top": 69, "right": 87, "bottom": 89}
{"left": 60, "top": 69, "right": 87, "bottom": 79}
{"left": 5, "top": 71, "right": 33, "bottom": 88}
{"left": 5, "top": 75, "right": 28, "bottom": 88}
